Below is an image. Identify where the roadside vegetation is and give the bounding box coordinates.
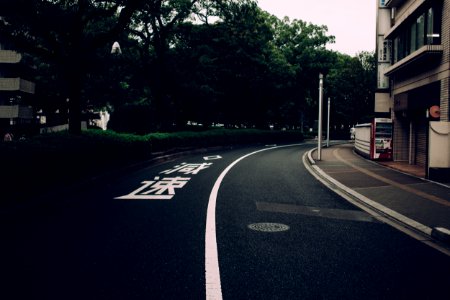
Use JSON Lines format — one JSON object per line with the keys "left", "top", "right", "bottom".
{"left": 0, "top": 0, "right": 374, "bottom": 206}
{"left": 1, "top": 128, "right": 303, "bottom": 205}
{"left": 1, "top": 0, "right": 376, "bottom": 137}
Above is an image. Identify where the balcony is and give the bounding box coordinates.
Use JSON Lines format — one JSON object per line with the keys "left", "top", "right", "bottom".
{"left": 384, "top": 44, "right": 443, "bottom": 76}
{"left": 0, "top": 78, "right": 35, "bottom": 94}
{"left": 0, "top": 50, "right": 22, "bottom": 63}
{"left": 0, "top": 105, "right": 33, "bottom": 119}
{"left": 384, "top": 0, "right": 427, "bottom": 39}
{"left": 385, "top": 0, "right": 404, "bottom": 7}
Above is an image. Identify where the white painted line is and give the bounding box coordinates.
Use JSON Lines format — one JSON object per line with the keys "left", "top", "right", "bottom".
{"left": 204, "top": 155, "right": 223, "bottom": 161}
{"left": 205, "top": 144, "right": 303, "bottom": 300}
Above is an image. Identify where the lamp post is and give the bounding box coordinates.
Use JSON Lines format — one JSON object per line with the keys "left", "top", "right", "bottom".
{"left": 327, "top": 97, "right": 330, "bottom": 148}
{"left": 317, "top": 73, "right": 324, "bottom": 160}
{"left": 111, "top": 41, "right": 122, "bottom": 55}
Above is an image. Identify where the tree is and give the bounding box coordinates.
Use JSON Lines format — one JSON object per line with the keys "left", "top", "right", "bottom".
{"left": 126, "top": 0, "right": 201, "bottom": 130}
{"left": 171, "top": 1, "right": 287, "bottom": 128}
{"left": 168, "top": 3, "right": 337, "bottom": 130}
{"left": 268, "top": 16, "right": 336, "bottom": 128}
{"left": 326, "top": 51, "right": 376, "bottom": 135}
{"left": 0, "top": 0, "right": 146, "bottom": 134}
{"left": 1, "top": 0, "right": 373, "bottom": 135}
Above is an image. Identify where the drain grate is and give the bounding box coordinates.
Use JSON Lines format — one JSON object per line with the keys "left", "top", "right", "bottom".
{"left": 248, "top": 222, "right": 290, "bottom": 232}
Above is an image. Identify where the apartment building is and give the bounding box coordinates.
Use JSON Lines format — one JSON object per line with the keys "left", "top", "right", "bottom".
{"left": 0, "top": 38, "right": 36, "bottom": 138}
{"left": 375, "top": 0, "right": 450, "bottom": 182}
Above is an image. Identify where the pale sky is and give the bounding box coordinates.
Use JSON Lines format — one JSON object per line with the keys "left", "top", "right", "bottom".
{"left": 257, "top": 0, "right": 377, "bottom": 56}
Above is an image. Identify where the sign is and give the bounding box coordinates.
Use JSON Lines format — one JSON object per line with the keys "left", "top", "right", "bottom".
{"left": 377, "top": 63, "right": 390, "bottom": 89}
{"left": 430, "top": 105, "right": 440, "bottom": 119}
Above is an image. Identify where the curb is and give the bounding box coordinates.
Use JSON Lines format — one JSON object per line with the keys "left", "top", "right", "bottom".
{"left": 431, "top": 227, "right": 450, "bottom": 244}
{"left": 303, "top": 147, "right": 450, "bottom": 253}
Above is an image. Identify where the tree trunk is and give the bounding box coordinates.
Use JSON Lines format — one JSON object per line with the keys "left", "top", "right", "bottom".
{"left": 68, "top": 72, "right": 82, "bottom": 135}
{"left": 66, "top": 46, "right": 84, "bottom": 135}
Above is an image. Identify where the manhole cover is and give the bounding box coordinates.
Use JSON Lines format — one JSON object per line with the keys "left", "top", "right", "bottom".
{"left": 247, "top": 223, "right": 290, "bottom": 232}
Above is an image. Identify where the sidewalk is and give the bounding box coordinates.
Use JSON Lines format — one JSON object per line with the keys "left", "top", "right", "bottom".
{"left": 305, "top": 143, "right": 450, "bottom": 252}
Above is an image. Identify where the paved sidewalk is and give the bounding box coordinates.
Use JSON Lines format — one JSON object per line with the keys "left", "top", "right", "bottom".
{"left": 305, "top": 143, "right": 450, "bottom": 251}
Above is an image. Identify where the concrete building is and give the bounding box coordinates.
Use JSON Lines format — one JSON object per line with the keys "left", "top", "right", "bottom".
{"left": 375, "top": 0, "right": 450, "bottom": 182}
{"left": 0, "top": 38, "right": 36, "bottom": 138}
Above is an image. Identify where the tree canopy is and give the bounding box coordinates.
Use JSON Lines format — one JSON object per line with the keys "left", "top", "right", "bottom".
{"left": 0, "top": 0, "right": 376, "bottom": 135}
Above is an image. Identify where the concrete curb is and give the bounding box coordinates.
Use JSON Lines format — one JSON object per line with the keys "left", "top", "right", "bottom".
{"left": 431, "top": 227, "right": 450, "bottom": 244}
{"left": 303, "top": 147, "right": 450, "bottom": 252}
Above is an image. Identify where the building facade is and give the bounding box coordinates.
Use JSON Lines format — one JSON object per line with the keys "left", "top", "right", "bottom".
{"left": 375, "top": 0, "right": 450, "bottom": 182}
{"left": 0, "top": 38, "right": 36, "bottom": 138}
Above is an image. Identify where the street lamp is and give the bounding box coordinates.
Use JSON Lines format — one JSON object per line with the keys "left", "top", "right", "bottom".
{"left": 327, "top": 97, "right": 331, "bottom": 148}
{"left": 317, "top": 73, "right": 324, "bottom": 160}
{"left": 111, "top": 41, "right": 122, "bottom": 55}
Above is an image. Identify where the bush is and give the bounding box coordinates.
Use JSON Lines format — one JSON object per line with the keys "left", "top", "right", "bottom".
{"left": 0, "top": 128, "right": 303, "bottom": 205}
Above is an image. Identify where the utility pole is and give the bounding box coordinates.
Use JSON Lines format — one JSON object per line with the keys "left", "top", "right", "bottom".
{"left": 317, "top": 73, "right": 323, "bottom": 160}
{"left": 327, "top": 97, "right": 330, "bottom": 148}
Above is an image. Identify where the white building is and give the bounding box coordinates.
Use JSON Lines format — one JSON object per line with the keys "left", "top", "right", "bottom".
{"left": 0, "top": 39, "right": 36, "bottom": 137}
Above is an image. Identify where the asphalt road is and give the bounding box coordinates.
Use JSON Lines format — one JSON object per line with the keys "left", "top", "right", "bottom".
{"left": 1, "top": 143, "right": 450, "bottom": 299}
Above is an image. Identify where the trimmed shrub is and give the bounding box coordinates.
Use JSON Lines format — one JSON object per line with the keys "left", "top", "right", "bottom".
{"left": 0, "top": 128, "right": 303, "bottom": 205}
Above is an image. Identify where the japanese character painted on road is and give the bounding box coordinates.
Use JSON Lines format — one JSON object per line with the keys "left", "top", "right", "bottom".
{"left": 160, "top": 162, "right": 212, "bottom": 175}
{"left": 115, "top": 177, "right": 190, "bottom": 200}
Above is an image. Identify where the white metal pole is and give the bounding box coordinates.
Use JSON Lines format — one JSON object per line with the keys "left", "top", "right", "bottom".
{"left": 317, "top": 73, "right": 323, "bottom": 160}
{"left": 327, "top": 97, "right": 330, "bottom": 148}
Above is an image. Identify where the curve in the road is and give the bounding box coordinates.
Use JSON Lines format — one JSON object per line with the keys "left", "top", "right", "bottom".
{"left": 204, "top": 144, "right": 303, "bottom": 300}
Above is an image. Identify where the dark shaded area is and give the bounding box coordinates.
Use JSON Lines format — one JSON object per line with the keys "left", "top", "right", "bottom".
{"left": 0, "top": 129, "right": 303, "bottom": 208}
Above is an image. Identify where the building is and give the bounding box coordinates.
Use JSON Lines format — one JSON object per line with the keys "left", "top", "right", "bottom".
{"left": 0, "top": 38, "right": 36, "bottom": 138}
{"left": 375, "top": 0, "right": 450, "bottom": 182}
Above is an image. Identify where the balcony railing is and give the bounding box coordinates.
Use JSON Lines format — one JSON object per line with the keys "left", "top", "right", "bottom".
{"left": 384, "top": 44, "right": 443, "bottom": 76}
{"left": 0, "top": 50, "right": 22, "bottom": 63}
{"left": 0, "top": 78, "right": 35, "bottom": 94}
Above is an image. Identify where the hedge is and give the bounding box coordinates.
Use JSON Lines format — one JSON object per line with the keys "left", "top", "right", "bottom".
{"left": 0, "top": 128, "right": 303, "bottom": 206}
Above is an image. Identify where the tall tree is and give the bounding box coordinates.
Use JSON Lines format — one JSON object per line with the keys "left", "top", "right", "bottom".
{"left": 127, "top": 0, "right": 200, "bottom": 130}
{"left": 172, "top": 1, "right": 283, "bottom": 128}
{"left": 326, "top": 51, "right": 376, "bottom": 131}
{"left": 269, "top": 16, "right": 336, "bottom": 128}
{"left": 0, "top": 0, "right": 146, "bottom": 134}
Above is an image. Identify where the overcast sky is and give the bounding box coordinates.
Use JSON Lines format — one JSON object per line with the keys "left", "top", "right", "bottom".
{"left": 257, "top": 0, "right": 377, "bottom": 56}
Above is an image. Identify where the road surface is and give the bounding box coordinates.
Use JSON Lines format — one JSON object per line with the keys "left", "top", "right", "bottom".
{"left": 1, "top": 143, "right": 449, "bottom": 299}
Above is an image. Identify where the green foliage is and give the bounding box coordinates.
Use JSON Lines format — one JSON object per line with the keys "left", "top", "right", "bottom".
{"left": 0, "top": 128, "right": 303, "bottom": 204}
{"left": 326, "top": 51, "right": 377, "bottom": 129}
{"left": 0, "top": 0, "right": 147, "bottom": 134}
{"left": 144, "top": 128, "right": 303, "bottom": 151}
{"left": 108, "top": 103, "right": 155, "bottom": 134}
{"left": 1, "top": 0, "right": 374, "bottom": 135}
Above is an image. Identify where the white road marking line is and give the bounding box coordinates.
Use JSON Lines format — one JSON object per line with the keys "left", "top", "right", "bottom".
{"left": 204, "top": 155, "right": 223, "bottom": 161}
{"left": 205, "top": 144, "right": 303, "bottom": 300}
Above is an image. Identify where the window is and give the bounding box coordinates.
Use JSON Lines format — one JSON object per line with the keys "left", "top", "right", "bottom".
{"left": 410, "top": 22, "right": 416, "bottom": 53}
{"left": 417, "top": 14, "right": 425, "bottom": 49}
{"left": 393, "top": 37, "right": 399, "bottom": 62}
{"left": 392, "top": 5, "right": 442, "bottom": 63}
{"left": 427, "top": 7, "right": 434, "bottom": 43}
{"left": 427, "top": 7, "right": 441, "bottom": 44}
